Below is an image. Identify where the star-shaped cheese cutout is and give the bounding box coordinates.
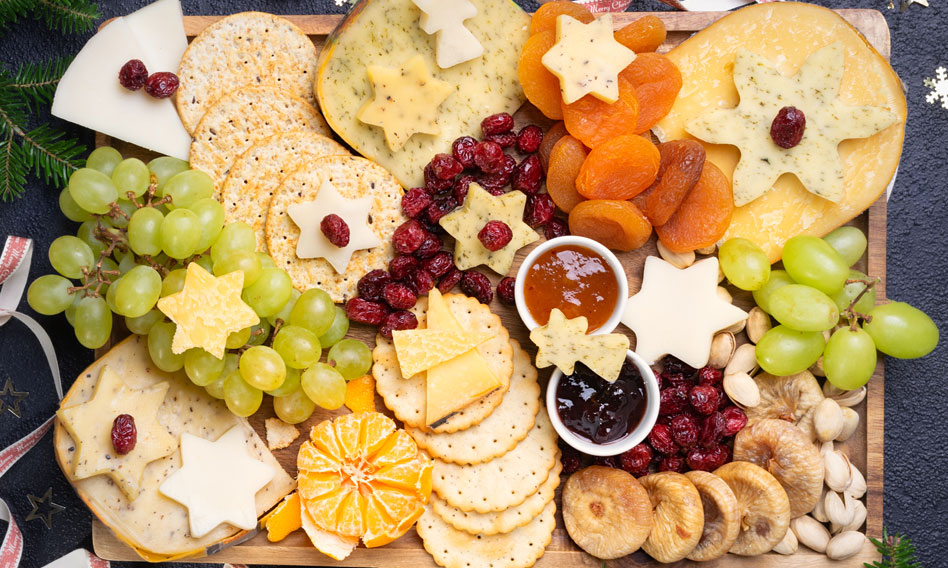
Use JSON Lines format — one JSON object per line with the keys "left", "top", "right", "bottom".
{"left": 286, "top": 177, "right": 380, "bottom": 273}
{"left": 412, "top": 0, "right": 483, "bottom": 69}
{"left": 530, "top": 309, "right": 630, "bottom": 382}
{"left": 541, "top": 14, "right": 637, "bottom": 104}
{"left": 159, "top": 425, "right": 275, "bottom": 538}
{"left": 392, "top": 328, "right": 494, "bottom": 378}
{"left": 156, "top": 263, "right": 259, "bottom": 359}
{"left": 622, "top": 257, "right": 747, "bottom": 368}
{"left": 56, "top": 366, "right": 177, "bottom": 500}
{"left": 357, "top": 54, "right": 455, "bottom": 151}
{"left": 439, "top": 183, "right": 539, "bottom": 275}
{"left": 686, "top": 43, "right": 900, "bottom": 206}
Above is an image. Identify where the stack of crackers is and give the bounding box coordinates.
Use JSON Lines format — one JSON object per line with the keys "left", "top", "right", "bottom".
{"left": 373, "top": 293, "right": 560, "bottom": 568}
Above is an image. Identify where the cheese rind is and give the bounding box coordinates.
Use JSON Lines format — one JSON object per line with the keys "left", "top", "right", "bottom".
{"left": 412, "top": 0, "right": 484, "bottom": 69}
{"left": 393, "top": 329, "right": 495, "bottom": 379}
{"left": 530, "top": 309, "right": 630, "bottom": 382}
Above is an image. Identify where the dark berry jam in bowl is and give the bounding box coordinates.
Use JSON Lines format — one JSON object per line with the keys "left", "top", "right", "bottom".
{"left": 546, "top": 350, "right": 660, "bottom": 457}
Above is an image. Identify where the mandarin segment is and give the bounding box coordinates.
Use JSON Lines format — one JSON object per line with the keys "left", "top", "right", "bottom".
{"left": 546, "top": 135, "right": 589, "bottom": 213}
{"left": 614, "top": 15, "right": 667, "bottom": 53}
{"left": 575, "top": 134, "right": 660, "bottom": 200}
{"left": 530, "top": 1, "right": 594, "bottom": 35}
{"left": 345, "top": 375, "right": 377, "bottom": 414}
{"left": 519, "top": 30, "right": 564, "bottom": 120}
{"left": 562, "top": 74, "right": 640, "bottom": 148}
{"left": 569, "top": 200, "right": 652, "bottom": 251}
{"left": 620, "top": 53, "right": 682, "bottom": 134}
{"left": 636, "top": 140, "right": 707, "bottom": 225}
{"left": 265, "top": 493, "right": 303, "bottom": 543}
{"left": 538, "top": 121, "right": 568, "bottom": 170}
{"left": 656, "top": 161, "right": 734, "bottom": 253}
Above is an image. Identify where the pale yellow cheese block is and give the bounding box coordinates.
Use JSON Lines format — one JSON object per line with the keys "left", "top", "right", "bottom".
{"left": 654, "top": 2, "right": 906, "bottom": 262}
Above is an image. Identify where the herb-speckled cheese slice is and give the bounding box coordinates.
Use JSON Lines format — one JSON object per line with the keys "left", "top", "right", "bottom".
{"left": 529, "top": 309, "right": 629, "bottom": 382}
{"left": 317, "top": 0, "right": 530, "bottom": 188}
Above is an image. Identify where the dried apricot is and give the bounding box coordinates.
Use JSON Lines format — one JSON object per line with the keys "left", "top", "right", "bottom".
{"left": 519, "top": 30, "right": 564, "bottom": 120}
{"left": 546, "top": 135, "right": 588, "bottom": 214}
{"left": 575, "top": 134, "right": 660, "bottom": 200}
{"left": 615, "top": 15, "right": 667, "bottom": 53}
{"left": 562, "top": 74, "right": 640, "bottom": 148}
{"left": 539, "top": 121, "right": 568, "bottom": 170}
{"left": 569, "top": 200, "right": 652, "bottom": 251}
{"left": 656, "top": 161, "right": 733, "bottom": 253}
{"left": 530, "top": 1, "right": 594, "bottom": 35}
{"left": 620, "top": 53, "right": 682, "bottom": 134}
{"left": 636, "top": 140, "right": 706, "bottom": 226}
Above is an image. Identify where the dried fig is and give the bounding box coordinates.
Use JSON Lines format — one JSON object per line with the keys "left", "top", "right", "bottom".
{"left": 745, "top": 370, "right": 824, "bottom": 441}
{"left": 684, "top": 470, "right": 740, "bottom": 561}
{"left": 714, "top": 461, "right": 790, "bottom": 555}
{"left": 639, "top": 472, "right": 704, "bottom": 563}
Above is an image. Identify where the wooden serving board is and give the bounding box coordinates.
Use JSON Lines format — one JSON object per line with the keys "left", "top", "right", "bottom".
{"left": 92, "top": 9, "right": 890, "bottom": 567}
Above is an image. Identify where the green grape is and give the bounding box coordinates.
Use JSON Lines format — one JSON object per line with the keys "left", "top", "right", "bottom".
{"left": 823, "top": 327, "right": 877, "bottom": 390}
{"left": 239, "top": 345, "right": 286, "bottom": 391}
{"left": 273, "top": 325, "right": 321, "bottom": 369}
{"left": 718, "top": 238, "right": 771, "bottom": 291}
{"left": 118, "top": 253, "right": 137, "bottom": 275}
{"left": 164, "top": 170, "right": 214, "bottom": 209}
{"left": 126, "top": 309, "right": 164, "bottom": 335}
{"left": 752, "top": 270, "right": 795, "bottom": 314}
{"left": 64, "top": 293, "right": 82, "bottom": 326}
{"left": 160, "top": 208, "right": 201, "bottom": 259}
{"left": 767, "top": 284, "right": 839, "bottom": 332}
{"left": 829, "top": 270, "right": 876, "bottom": 315}
{"left": 301, "top": 362, "right": 347, "bottom": 410}
{"left": 823, "top": 226, "right": 867, "bottom": 267}
{"left": 111, "top": 158, "right": 150, "bottom": 198}
{"left": 128, "top": 207, "right": 164, "bottom": 256}
{"left": 189, "top": 198, "right": 225, "bottom": 252}
{"left": 115, "top": 265, "right": 162, "bottom": 317}
{"left": 161, "top": 268, "right": 187, "bottom": 297}
{"left": 77, "top": 220, "right": 107, "bottom": 257}
{"left": 210, "top": 222, "right": 257, "bottom": 264}
{"left": 86, "top": 147, "right": 123, "bottom": 176}
{"left": 318, "top": 306, "right": 350, "bottom": 348}
{"left": 246, "top": 319, "right": 272, "bottom": 346}
{"left": 185, "top": 348, "right": 226, "bottom": 386}
{"left": 257, "top": 253, "right": 276, "bottom": 269}
{"left": 290, "top": 288, "right": 335, "bottom": 336}
{"left": 268, "top": 288, "right": 300, "bottom": 325}
{"left": 194, "top": 254, "right": 214, "bottom": 273}
{"left": 226, "top": 326, "right": 252, "bottom": 349}
{"left": 755, "top": 325, "right": 825, "bottom": 376}
{"left": 59, "top": 188, "right": 92, "bottom": 222}
{"left": 206, "top": 354, "right": 239, "bottom": 399}
{"left": 213, "top": 249, "right": 262, "bottom": 287}
{"left": 327, "top": 338, "right": 372, "bottom": 380}
{"left": 74, "top": 296, "right": 112, "bottom": 349}
{"left": 863, "top": 301, "right": 939, "bottom": 359}
{"left": 781, "top": 235, "right": 849, "bottom": 295}
{"left": 242, "top": 268, "right": 292, "bottom": 318}
{"left": 148, "top": 321, "right": 185, "bottom": 372}
{"left": 106, "top": 276, "right": 122, "bottom": 314}
{"left": 267, "top": 367, "right": 301, "bottom": 397}
{"left": 273, "top": 387, "right": 316, "bottom": 424}
{"left": 148, "top": 156, "right": 190, "bottom": 194}
{"left": 48, "top": 235, "right": 94, "bottom": 279}
{"left": 27, "top": 274, "right": 74, "bottom": 315}
{"left": 223, "top": 372, "right": 263, "bottom": 417}
{"left": 110, "top": 199, "right": 137, "bottom": 229}
{"left": 68, "top": 168, "right": 118, "bottom": 215}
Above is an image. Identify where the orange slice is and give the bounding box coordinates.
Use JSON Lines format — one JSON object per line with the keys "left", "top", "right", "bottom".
{"left": 345, "top": 375, "right": 377, "bottom": 414}
{"left": 264, "top": 492, "right": 302, "bottom": 542}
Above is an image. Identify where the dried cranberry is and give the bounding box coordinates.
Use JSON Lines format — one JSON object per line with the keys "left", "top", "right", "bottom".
{"left": 478, "top": 220, "right": 513, "bottom": 251}
{"left": 422, "top": 251, "right": 453, "bottom": 278}
{"left": 770, "top": 106, "right": 806, "bottom": 149}
{"left": 402, "top": 188, "right": 432, "bottom": 219}
{"left": 658, "top": 455, "right": 686, "bottom": 473}
{"left": 452, "top": 136, "right": 478, "bottom": 169}
{"left": 496, "top": 277, "right": 516, "bottom": 305}
{"left": 561, "top": 452, "right": 582, "bottom": 475}
{"left": 499, "top": 154, "right": 516, "bottom": 178}
{"left": 424, "top": 163, "right": 454, "bottom": 194}
{"left": 389, "top": 255, "right": 419, "bottom": 281}
{"left": 670, "top": 414, "right": 699, "bottom": 449}
{"left": 476, "top": 171, "right": 510, "bottom": 193}
{"left": 480, "top": 112, "right": 514, "bottom": 136}
{"left": 320, "top": 214, "right": 350, "bottom": 247}
{"left": 460, "top": 270, "right": 493, "bottom": 304}
{"left": 118, "top": 59, "right": 148, "bottom": 91}
{"left": 379, "top": 310, "right": 418, "bottom": 339}
{"left": 659, "top": 385, "right": 690, "bottom": 416}
{"left": 406, "top": 269, "right": 435, "bottom": 295}
{"left": 620, "top": 443, "right": 652, "bottom": 476}
{"left": 662, "top": 372, "right": 689, "bottom": 389}
{"left": 453, "top": 174, "right": 476, "bottom": 204}
{"left": 699, "top": 412, "right": 726, "bottom": 448}
{"left": 721, "top": 406, "right": 748, "bottom": 436}
{"left": 524, "top": 193, "right": 555, "bottom": 227}
{"left": 697, "top": 366, "right": 723, "bottom": 385}
{"left": 544, "top": 218, "right": 568, "bottom": 240}
{"left": 416, "top": 234, "right": 443, "bottom": 259}
{"left": 595, "top": 455, "right": 621, "bottom": 469}
{"left": 663, "top": 356, "right": 694, "bottom": 376}
{"left": 382, "top": 282, "right": 417, "bottom": 310}
{"left": 474, "top": 140, "right": 506, "bottom": 174}
{"left": 346, "top": 298, "right": 388, "bottom": 325}
{"left": 393, "top": 220, "right": 427, "bottom": 254}
{"left": 689, "top": 384, "right": 720, "bottom": 415}
{"left": 144, "top": 72, "right": 179, "bottom": 98}
{"left": 512, "top": 154, "right": 544, "bottom": 195}
{"left": 357, "top": 269, "right": 392, "bottom": 303}
{"left": 428, "top": 153, "right": 464, "bottom": 180}
{"left": 686, "top": 444, "right": 730, "bottom": 472}
{"left": 437, "top": 266, "right": 463, "bottom": 293}
{"left": 486, "top": 132, "right": 517, "bottom": 149}
{"left": 426, "top": 196, "right": 458, "bottom": 225}
{"left": 516, "top": 125, "right": 544, "bottom": 154}
{"left": 111, "top": 414, "right": 137, "bottom": 455}
{"left": 648, "top": 423, "right": 679, "bottom": 455}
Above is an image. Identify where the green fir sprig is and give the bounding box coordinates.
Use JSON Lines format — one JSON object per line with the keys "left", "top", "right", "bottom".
{"left": 865, "top": 528, "right": 923, "bottom": 568}
{"left": 0, "top": 0, "right": 100, "bottom": 34}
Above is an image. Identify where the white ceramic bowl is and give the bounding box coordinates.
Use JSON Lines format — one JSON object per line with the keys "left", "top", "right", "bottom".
{"left": 514, "top": 236, "right": 628, "bottom": 334}
{"left": 546, "top": 350, "right": 660, "bottom": 457}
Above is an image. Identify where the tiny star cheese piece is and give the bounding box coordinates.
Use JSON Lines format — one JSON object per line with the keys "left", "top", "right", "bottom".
{"left": 541, "top": 14, "right": 637, "bottom": 105}
{"left": 411, "top": 0, "right": 484, "bottom": 69}
{"left": 622, "top": 257, "right": 747, "bottom": 368}
{"left": 687, "top": 43, "right": 899, "bottom": 206}
{"left": 286, "top": 177, "right": 380, "bottom": 273}
{"left": 156, "top": 263, "right": 259, "bottom": 359}
{"left": 392, "top": 328, "right": 495, "bottom": 378}
{"left": 530, "top": 308, "right": 630, "bottom": 382}
{"left": 159, "top": 425, "right": 276, "bottom": 538}
{"left": 357, "top": 55, "right": 455, "bottom": 152}
{"left": 439, "top": 183, "right": 538, "bottom": 275}
{"left": 56, "top": 366, "right": 177, "bottom": 500}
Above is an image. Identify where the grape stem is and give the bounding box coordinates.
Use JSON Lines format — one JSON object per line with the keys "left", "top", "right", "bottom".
{"left": 68, "top": 235, "right": 121, "bottom": 298}
{"left": 140, "top": 254, "right": 171, "bottom": 277}
{"left": 268, "top": 319, "right": 284, "bottom": 347}
{"left": 844, "top": 277, "right": 878, "bottom": 330}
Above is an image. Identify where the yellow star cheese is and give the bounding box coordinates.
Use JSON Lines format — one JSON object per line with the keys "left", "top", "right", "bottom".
{"left": 686, "top": 43, "right": 900, "bottom": 207}
{"left": 156, "top": 263, "right": 259, "bottom": 359}
{"left": 541, "top": 14, "right": 636, "bottom": 105}
{"left": 439, "top": 183, "right": 538, "bottom": 275}
{"left": 530, "top": 308, "right": 630, "bottom": 383}
{"left": 392, "top": 328, "right": 494, "bottom": 379}
{"left": 357, "top": 54, "right": 455, "bottom": 152}
{"left": 411, "top": 0, "right": 484, "bottom": 69}
{"left": 56, "top": 365, "right": 177, "bottom": 500}
{"left": 622, "top": 257, "right": 747, "bottom": 368}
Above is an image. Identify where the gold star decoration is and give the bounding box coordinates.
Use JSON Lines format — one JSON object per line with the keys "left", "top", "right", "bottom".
{"left": 357, "top": 55, "right": 455, "bottom": 151}
{"left": 156, "top": 263, "right": 260, "bottom": 359}
{"left": 687, "top": 43, "right": 899, "bottom": 207}
{"left": 0, "top": 377, "right": 28, "bottom": 418}
{"left": 25, "top": 488, "right": 65, "bottom": 529}
{"left": 530, "top": 309, "right": 630, "bottom": 382}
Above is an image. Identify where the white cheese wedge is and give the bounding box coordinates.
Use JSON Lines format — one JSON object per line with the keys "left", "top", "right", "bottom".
{"left": 412, "top": 0, "right": 484, "bottom": 69}
{"left": 124, "top": 0, "right": 187, "bottom": 73}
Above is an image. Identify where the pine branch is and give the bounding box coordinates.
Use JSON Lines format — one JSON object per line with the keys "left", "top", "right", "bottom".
{"left": 0, "top": 56, "right": 72, "bottom": 111}
{"left": 0, "top": 0, "right": 33, "bottom": 31}
{"left": 865, "top": 528, "right": 923, "bottom": 568}
{"left": 31, "top": 0, "right": 99, "bottom": 34}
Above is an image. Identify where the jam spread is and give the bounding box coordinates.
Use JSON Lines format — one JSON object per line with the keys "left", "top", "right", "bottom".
{"left": 555, "top": 359, "right": 647, "bottom": 444}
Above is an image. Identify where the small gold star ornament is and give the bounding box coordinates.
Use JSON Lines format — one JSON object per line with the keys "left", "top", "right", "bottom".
{"left": 25, "top": 488, "right": 65, "bottom": 529}
{"left": 0, "top": 378, "right": 28, "bottom": 418}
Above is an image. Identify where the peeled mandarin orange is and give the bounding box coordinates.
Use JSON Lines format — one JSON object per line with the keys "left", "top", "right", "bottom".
{"left": 265, "top": 492, "right": 302, "bottom": 542}
{"left": 530, "top": 1, "right": 594, "bottom": 35}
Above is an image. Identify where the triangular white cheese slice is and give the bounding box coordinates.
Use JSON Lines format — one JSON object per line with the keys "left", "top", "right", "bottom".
{"left": 124, "top": 0, "right": 187, "bottom": 73}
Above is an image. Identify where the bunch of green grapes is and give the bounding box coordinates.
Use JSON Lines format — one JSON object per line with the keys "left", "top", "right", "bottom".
{"left": 27, "top": 146, "right": 373, "bottom": 423}
{"left": 719, "top": 227, "right": 938, "bottom": 390}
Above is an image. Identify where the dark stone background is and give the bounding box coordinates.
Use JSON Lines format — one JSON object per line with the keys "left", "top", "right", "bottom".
{"left": 0, "top": 0, "right": 945, "bottom": 566}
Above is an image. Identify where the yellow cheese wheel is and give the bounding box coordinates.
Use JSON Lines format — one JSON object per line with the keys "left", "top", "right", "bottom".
{"left": 655, "top": 2, "right": 906, "bottom": 262}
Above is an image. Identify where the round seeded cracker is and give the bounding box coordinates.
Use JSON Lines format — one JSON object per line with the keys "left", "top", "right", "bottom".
{"left": 220, "top": 131, "right": 349, "bottom": 252}
{"left": 176, "top": 12, "right": 319, "bottom": 133}
{"left": 265, "top": 156, "right": 406, "bottom": 303}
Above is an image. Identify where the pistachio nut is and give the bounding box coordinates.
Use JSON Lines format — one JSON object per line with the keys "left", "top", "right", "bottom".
{"left": 746, "top": 307, "right": 772, "bottom": 344}
{"left": 657, "top": 240, "right": 695, "bottom": 269}
{"left": 814, "top": 398, "right": 845, "bottom": 442}
{"left": 724, "top": 343, "right": 758, "bottom": 377}
{"left": 824, "top": 450, "right": 853, "bottom": 492}
{"left": 791, "top": 515, "right": 831, "bottom": 553}
{"left": 708, "top": 332, "right": 736, "bottom": 370}
{"left": 772, "top": 526, "right": 798, "bottom": 555}
{"left": 723, "top": 372, "right": 761, "bottom": 409}
{"left": 836, "top": 407, "right": 860, "bottom": 442}
{"left": 825, "top": 531, "right": 867, "bottom": 560}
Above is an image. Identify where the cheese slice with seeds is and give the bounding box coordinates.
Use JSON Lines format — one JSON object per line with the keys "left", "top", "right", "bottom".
{"left": 393, "top": 328, "right": 494, "bottom": 379}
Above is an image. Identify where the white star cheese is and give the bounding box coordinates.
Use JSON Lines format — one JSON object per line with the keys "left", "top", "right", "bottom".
{"left": 411, "top": 0, "right": 484, "bottom": 69}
